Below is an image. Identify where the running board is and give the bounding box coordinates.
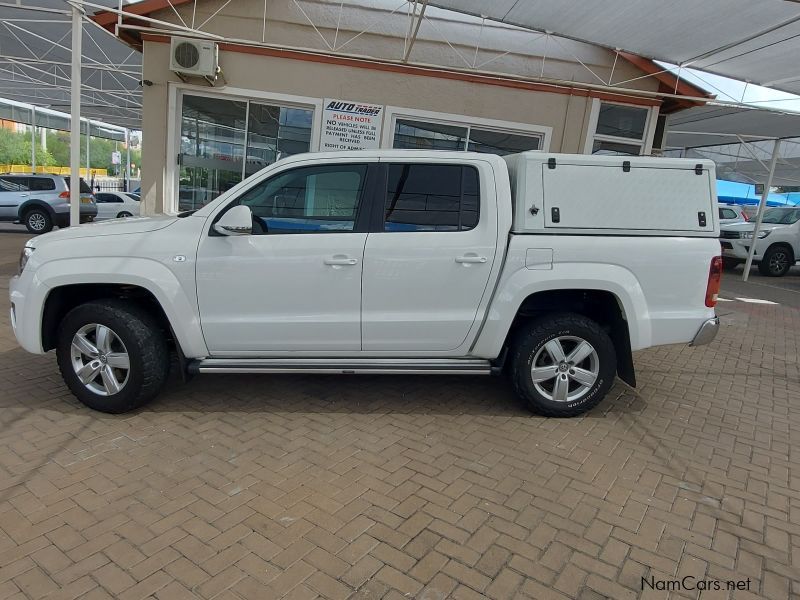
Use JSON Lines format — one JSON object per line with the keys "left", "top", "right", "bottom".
{"left": 188, "top": 358, "right": 493, "bottom": 376}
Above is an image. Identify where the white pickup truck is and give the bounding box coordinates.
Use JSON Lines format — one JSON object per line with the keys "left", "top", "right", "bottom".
{"left": 10, "top": 151, "right": 721, "bottom": 417}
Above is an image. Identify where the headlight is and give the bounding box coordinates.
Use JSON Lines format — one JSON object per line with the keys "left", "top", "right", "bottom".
{"left": 19, "top": 245, "right": 34, "bottom": 274}
{"left": 741, "top": 230, "right": 771, "bottom": 239}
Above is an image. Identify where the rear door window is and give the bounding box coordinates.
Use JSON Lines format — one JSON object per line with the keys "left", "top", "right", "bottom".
{"left": 383, "top": 164, "right": 479, "bottom": 232}
{"left": 0, "top": 176, "right": 29, "bottom": 192}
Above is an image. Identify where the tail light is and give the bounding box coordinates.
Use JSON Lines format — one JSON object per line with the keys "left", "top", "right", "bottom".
{"left": 59, "top": 191, "right": 69, "bottom": 199}
{"left": 705, "top": 256, "right": 723, "bottom": 307}
{"left": 742, "top": 211, "right": 750, "bottom": 222}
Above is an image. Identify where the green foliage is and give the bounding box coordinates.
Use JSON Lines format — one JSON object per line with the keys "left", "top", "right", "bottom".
{"left": 0, "top": 128, "right": 55, "bottom": 166}
{"left": 47, "top": 132, "right": 141, "bottom": 173}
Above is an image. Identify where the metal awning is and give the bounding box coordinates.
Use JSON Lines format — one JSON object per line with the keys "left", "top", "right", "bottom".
{"left": 429, "top": 0, "right": 800, "bottom": 95}
{"left": 0, "top": 0, "right": 142, "bottom": 129}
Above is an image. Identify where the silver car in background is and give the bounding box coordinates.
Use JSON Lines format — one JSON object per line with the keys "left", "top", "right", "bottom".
{"left": 0, "top": 174, "right": 97, "bottom": 233}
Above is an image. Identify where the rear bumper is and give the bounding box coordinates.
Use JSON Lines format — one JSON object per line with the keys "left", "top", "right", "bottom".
{"left": 690, "top": 317, "right": 719, "bottom": 346}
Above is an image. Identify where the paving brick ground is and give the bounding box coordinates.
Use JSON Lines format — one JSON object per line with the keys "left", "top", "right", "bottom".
{"left": 0, "top": 227, "right": 798, "bottom": 599}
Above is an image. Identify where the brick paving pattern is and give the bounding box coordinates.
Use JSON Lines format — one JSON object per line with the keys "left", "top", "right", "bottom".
{"left": 0, "top": 229, "right": 798, "bottom": 599}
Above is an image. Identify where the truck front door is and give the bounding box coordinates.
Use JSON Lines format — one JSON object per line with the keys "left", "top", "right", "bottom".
{"left": 196, "top": 162, "right": 375, "bottom": 354}
{"left": 361, "top": 162, "right": 498, "bottom": 352}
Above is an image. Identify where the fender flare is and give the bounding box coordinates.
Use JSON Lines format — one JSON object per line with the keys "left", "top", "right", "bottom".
{"left": 33, "top": 257, "right": 208, "bottom": 358}
{"left": 471, "top": 262, "right": 652, "bottom": 359}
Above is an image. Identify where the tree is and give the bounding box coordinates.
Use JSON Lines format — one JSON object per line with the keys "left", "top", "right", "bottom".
{"left": 0, "top": 128, "right": 55, "bottom": 166}
{"left": 47, "top": 131, "right": 142, "bottom": 174}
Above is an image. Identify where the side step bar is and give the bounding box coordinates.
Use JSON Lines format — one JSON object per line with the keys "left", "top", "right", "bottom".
{"left": 188, "top": 358, "right": 493, "bottom": 376}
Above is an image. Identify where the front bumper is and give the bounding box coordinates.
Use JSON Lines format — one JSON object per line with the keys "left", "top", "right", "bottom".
{"left": 720, "top": 239, "right": 757, "bottom": 261}
{"left": 690, "top": 317, "right": 719, "bottom": 346}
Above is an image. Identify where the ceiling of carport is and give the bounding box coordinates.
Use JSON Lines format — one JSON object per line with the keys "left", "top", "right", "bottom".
{"left": 428, "top": 0, "right": 800, "bottom": 95}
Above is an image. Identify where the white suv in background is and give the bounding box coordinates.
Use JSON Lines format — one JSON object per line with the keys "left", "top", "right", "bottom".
{"left": 720, "top": 206, "right": 800, "bottom": 276}
{"left": 0, "top": 174, "right": 97, "bottom": 233}
{"left": 718, "top": 203, "right": 749, "bottom": 224}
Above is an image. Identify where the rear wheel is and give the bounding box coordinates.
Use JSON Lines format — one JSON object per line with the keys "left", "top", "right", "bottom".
{"left": 117, "top": 211, "right": 133, "bottom": 218}
{"left": 758, "top": 245, "right": 793, "bottom": 277}
{"left": 56, "top": 300, "right": 170, "bottom": 413}
{"left": 23, "top": 208, "right": 52, "bottom": 234}
{"left": 510, "top": 313, "right": 616, "bottom": 417}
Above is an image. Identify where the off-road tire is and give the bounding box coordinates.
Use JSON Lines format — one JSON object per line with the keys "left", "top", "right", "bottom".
{"left": 510, "top": 313, "right": 617, "bottom": 417}
{"left": 56, "top": 300, "right": 170, "bottom": 413}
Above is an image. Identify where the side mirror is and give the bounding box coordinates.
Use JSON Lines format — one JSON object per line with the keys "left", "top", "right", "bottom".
{"left": 214, "top": 205, "right": 253, "bottom": 236}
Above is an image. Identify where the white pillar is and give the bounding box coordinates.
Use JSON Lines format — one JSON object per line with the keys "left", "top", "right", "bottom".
{"left": 69, "top": 6, "right": 83, "bottom": 227}
{"left": 30, "top": 106, "right": 36, "bottom": 171}
{"left": 85, "top": 119, "right": 91, "bottom": 183}
{"left": 742, "top": 138, "right": 781, "bottom": 282}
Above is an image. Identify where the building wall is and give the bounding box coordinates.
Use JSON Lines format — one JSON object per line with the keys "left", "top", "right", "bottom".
{"left": 137, "top": 0, "right": 664, "bottom": 215}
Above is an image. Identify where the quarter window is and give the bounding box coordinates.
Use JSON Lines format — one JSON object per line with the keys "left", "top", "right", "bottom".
{"left": 237, "top": 164, "right": 367, "bottom": 234}
{"left": 384, "top": 164, "right": 479, "bottom": 232}
{"left": 28, "top": 178, "right": 56, "bottom": 191}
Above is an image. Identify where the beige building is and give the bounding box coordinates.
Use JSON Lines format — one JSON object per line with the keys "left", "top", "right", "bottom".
{"left": 94, "top": 0, "right": 707, "bottom": 215}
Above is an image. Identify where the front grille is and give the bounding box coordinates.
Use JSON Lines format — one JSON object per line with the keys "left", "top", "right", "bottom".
{"left": 720, "top": 230, "right": 741, "bottom": 239}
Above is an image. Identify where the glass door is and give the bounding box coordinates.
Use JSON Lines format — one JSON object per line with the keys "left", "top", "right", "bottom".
{"left": 178, "top": 93, "right": 314, "bottom": 210}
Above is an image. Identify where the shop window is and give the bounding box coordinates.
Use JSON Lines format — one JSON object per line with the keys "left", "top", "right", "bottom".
{"left": 391, "top": 117, "right": 542, "bottom": 155}
{"left": 588, "top": 101, "right": 653, "bottom": 156}
{"left": 178, "top": 93, "right": 313, "bottom": 210}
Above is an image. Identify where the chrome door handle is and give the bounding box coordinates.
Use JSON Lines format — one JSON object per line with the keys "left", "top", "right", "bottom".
{"left": 455, "top": 255, "right": 487, "bottom": 264}
{"left": 324, "top": 257, "right": 358, "bottom": 266}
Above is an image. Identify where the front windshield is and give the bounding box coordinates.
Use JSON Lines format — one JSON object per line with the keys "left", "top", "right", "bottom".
{"left": 761, "top": 208, "right": 800, "bottom": 225}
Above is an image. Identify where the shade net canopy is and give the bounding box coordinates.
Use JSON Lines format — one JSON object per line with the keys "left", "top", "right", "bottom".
{"left": 0, "top": 0, "right": 142, "bottom": 129}
{"left": 429, "top": 0, "right": 800, "bottom": 95}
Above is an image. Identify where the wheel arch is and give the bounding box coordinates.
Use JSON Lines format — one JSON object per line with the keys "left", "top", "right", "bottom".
{"left": 18, "top": 199, "right": 56, "bottom": 221}
{"left": 505, "top": 289, "right": 636, "bottom": 387}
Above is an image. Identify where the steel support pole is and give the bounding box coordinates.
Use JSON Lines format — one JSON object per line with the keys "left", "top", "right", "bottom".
{"left": 30, "top": 106, "right": 36, "bottom": 172}
{"left": 125, "top": 128, "right": 131, "bottom": 192}
{"left": 742, "top": 139, "right": 781, "bottom": 282}
{"left": 69, "top": 5, "right": 83, "bottom": 227}
{"left": 85, "top": 119, "right": 91, "bottom": 184}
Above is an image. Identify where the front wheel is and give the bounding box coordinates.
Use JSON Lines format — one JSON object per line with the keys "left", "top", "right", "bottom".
{"left": 758, "top": 245, "right": 793, "bottom": 277}
{"left": 510, "top": 313, "right": 617, "bottom": 417}
{"left": 56, "top": 300, "right": 170, "bottom": 413}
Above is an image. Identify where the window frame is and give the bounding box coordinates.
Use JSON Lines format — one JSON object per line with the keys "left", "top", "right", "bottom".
{"left": 210, "top": 161, "right": 379, "bottom": 236}
{"left": 382, "top": 106, "right": 552, "bottom": 154}
{"left": 584, "top": 99, "right": 659, "bottom": 156}
{"left": 372, "top": 162, "right": 481, "bottom": 233}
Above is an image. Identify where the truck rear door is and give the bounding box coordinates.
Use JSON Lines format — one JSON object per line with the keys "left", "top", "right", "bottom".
{"left": 361, "top": 161, "right": 498, "bottom": 352}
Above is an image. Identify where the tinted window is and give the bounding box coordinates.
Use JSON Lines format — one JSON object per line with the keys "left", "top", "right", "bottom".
{"left": 467, "top": 129, "right": 541, "bottom": 155}
{"left": 97, "top": 193, "right": 122, "bottom": 203}
{"left": 62, "top": 177, "right": 93, "bottom": 194}
{"left": 596, "top": 104, "right": 648, "bottom": 140}
{"left": 0, "top": 176, "right": 29, "bottom": 192}
{"left": 237, "top": 164, "right": 367, "bottom": 234}
{"left": 393, "top": 120, "right": 467, "bottom": 151}
{"left": 719, "top": 208, "right": 737, "bottom": 219}
{"left": 384, "top": 164, "right": 479, "bottom": 232}
{"left": 28, "top": 178, "right": 56, "bottom": 191}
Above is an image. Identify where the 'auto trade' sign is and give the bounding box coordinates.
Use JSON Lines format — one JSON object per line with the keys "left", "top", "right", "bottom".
{"left": 321, "top": 99, "right": 383, "bottom": 151}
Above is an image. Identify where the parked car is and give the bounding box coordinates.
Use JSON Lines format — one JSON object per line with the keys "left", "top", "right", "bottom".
{"left": 720, "top": 206, "right": 800, "bottom": 276}
{"left": 718, "top": 203, "right": 749, "bottom": 224}
{"left": 94, "top": 191, "right": 140, "bottom": 220}
{"left": 0, "top": 174, "right": 97, "bottom": 233}
{"left": 10, "top": 151, "right": 721, "bottom": 416}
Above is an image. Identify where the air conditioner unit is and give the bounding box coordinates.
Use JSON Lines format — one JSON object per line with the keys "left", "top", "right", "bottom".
{"left": 169, "top": 37, "right": 218, "bottom": 77}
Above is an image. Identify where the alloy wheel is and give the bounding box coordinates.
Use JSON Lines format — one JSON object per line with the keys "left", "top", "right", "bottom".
{"left": 530, "top": 335, "right": 600, "bottom": 402}
{"left": 70, "top": 323, "right": 130, "bottom": 396}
